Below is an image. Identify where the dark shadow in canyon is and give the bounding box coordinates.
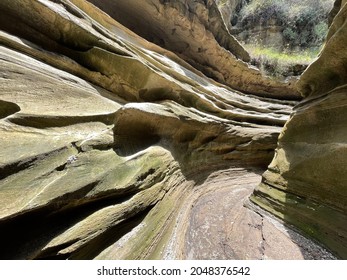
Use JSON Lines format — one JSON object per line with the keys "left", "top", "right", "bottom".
{"left": 0, "top": 190, "right": 152, "bottom": 259}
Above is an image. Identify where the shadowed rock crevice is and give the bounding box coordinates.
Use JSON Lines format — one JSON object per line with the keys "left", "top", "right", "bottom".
{"left": 0, "top": 100, "right": 20, "bottom": 119}
{"left": 7, "top": 113, "right": 116, "bottom": 128}
{"left": 113, "top": 102, "right": 281, "bottom": 171}
{"left": 35, "top": 207, "right": 153, "bottom": 260}
{"left": 0, "top": 189, "right": 152, "bottom": 259}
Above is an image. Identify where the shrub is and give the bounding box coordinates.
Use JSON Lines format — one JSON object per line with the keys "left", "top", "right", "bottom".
{"left": 231, "top": 0, "right": 334, "bottom": 76}
{"left": 314, "top": 22, "right": 329, "bottom": 42}
{"left": 283, "top": 28, "right": 297, "bottom": 43}
{"left": 238, "top": 0, "right": 333, "bottom": 49}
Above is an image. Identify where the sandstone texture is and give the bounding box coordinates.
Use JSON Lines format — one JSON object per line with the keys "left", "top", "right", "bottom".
{"left": 88, "top": 0, "right": 300, "bottom": 100}
{"left": 0, "top": 0, "right": 344, "bottom": 259}
{"left": 251, "top": 0, "right": 347, "bottom": 258}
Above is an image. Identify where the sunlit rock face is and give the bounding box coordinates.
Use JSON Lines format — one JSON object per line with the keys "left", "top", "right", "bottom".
{"left": 0, "top": 0, "right": 297, "bottom": 259}
{"left": 251, "top": 0, "right": 347, "bottom": 259}
{"left": 88, "top": 0, "right": 299, "bottom": 100}
{"left": 0, "top": 0, "right": 341, "bottom": 260}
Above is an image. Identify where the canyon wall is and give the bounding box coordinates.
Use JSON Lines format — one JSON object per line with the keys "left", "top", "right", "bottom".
{"left": 0, "top": 0, "right": 345, "bottom": 259}
{"left": 251, "top": 0, "right": 347, "bottom": 258}
{"left": 0, "top": 0, "right": 295, "bottom": 259}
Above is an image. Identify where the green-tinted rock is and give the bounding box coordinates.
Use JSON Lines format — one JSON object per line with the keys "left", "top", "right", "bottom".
{"left": 251, "top": 1, "right": 347, "bottom": 258}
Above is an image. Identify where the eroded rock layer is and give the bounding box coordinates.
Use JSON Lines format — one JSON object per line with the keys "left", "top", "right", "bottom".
{"left": 251, "top": 1, "right": 347, "bottom": 259}
{"left": 88, "top": 0, "right": 300, "bottom": 100}
{"left": 0, "top": 0, "right": 340, "bottom": 260}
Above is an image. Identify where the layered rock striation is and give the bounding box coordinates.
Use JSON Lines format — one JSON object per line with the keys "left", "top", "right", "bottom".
{"left": 0, "top": 0, "right": 297, "bottom": 259}
{"left": 88, "top": 0, "right": 299, "bottom": 99}
{"left": 251, "top": 0, "right": 347, "bottom": 258}
{"left": 0, "top": 0, "right": 344, "bottom": 259}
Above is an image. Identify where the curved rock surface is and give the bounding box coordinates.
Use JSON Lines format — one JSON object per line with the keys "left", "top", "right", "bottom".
{"left": 88, "top": 0, "right": 300, "bottom": 100}
{"left": 0, "top": 0, "right": 342, "bottom": 259}
{"left": 252, "top": 1, "right": 347, "bottom": 259}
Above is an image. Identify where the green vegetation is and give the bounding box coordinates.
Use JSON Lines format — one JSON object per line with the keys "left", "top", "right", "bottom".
{"left": 245, "top": 45, "right": 320, "bottom": 76}
{"left": 232, "top": 0, "right": 334, "bottom": 76}
{"left": 239, "top": 0, "right": 332, "bottom": 49}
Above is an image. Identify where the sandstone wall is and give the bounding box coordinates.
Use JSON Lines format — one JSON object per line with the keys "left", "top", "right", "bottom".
{"left": 88, "top": 0, "right": 299, "bottom": 99}
{"left": 0, "top": 0, "right": 295, "bottom": 259}
{"left": 251, "top": 0, "right": 347, "bottom": 258}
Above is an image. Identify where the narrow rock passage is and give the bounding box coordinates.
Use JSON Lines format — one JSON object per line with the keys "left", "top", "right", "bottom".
{"left": 167, "top": 168, "right": 336, "bottom": 260}
{"left": 0, "top": 0, "right": 344, "bottom": 259}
